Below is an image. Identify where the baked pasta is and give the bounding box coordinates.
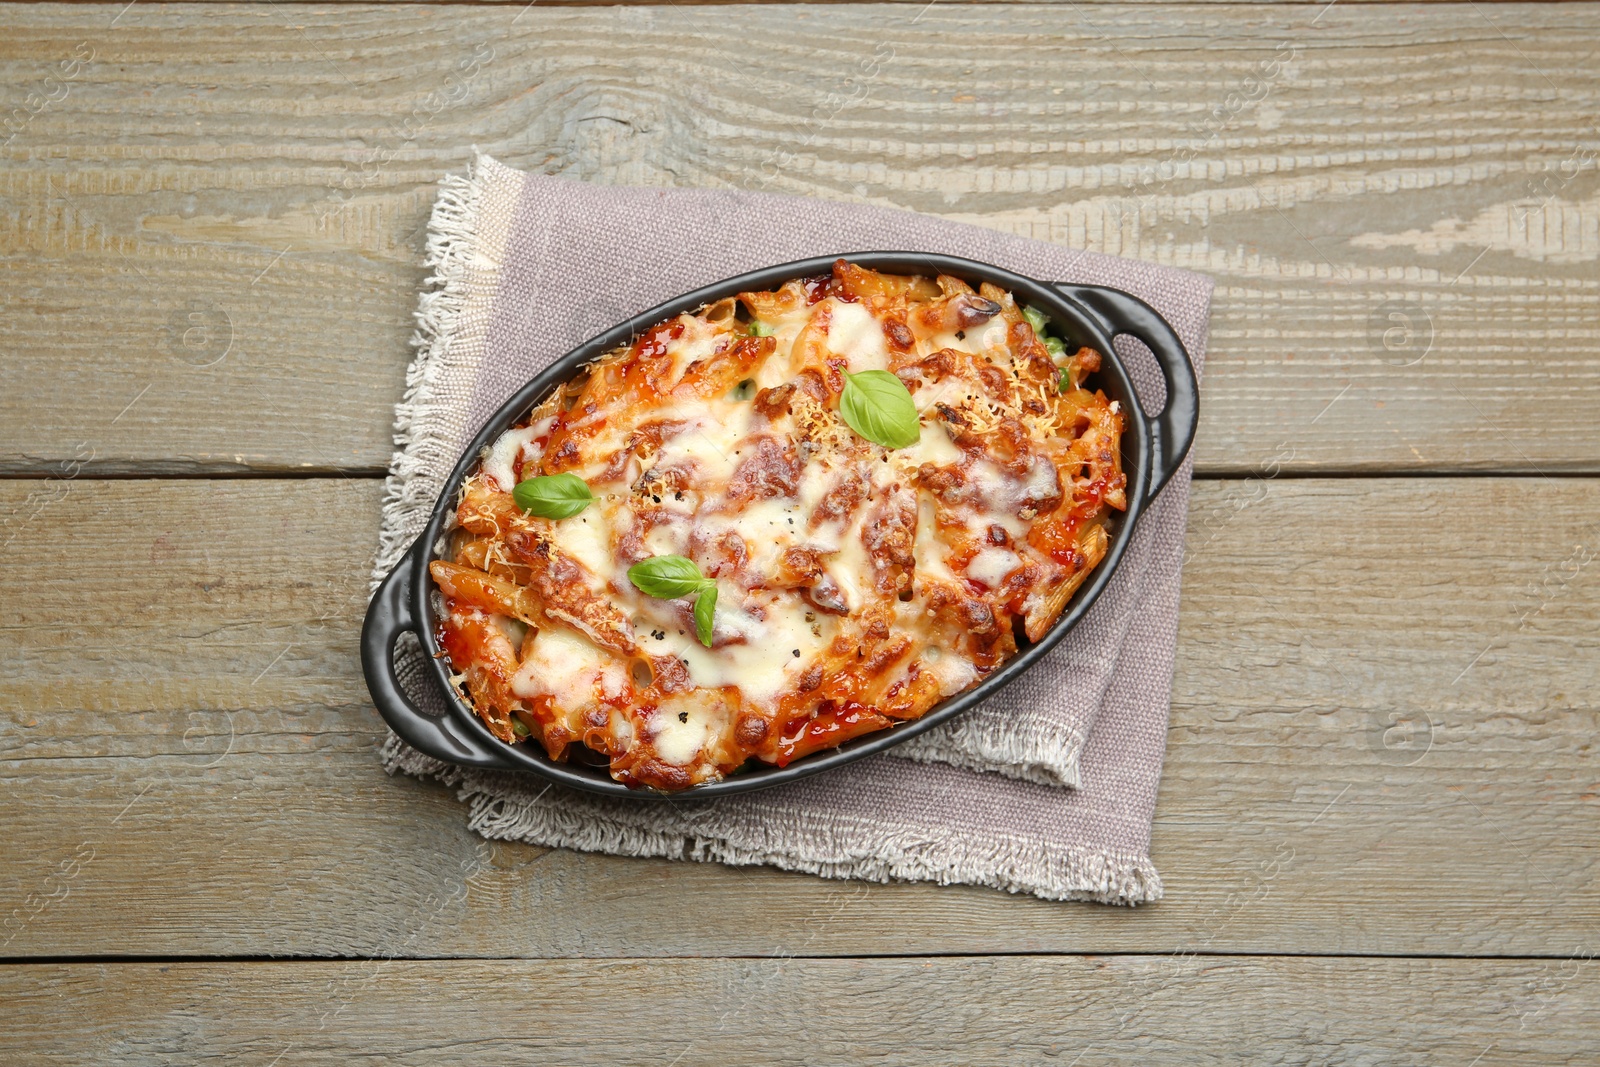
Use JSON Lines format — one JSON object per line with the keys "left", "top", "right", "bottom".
{"left": 430, "top": 259, "right": 1127, "bottom": 792}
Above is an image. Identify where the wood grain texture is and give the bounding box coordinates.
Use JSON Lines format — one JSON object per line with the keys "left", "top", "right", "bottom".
{"left": 0, "top": 0, "right": 1565, "bottom": 6}
{"left": 4, "top": 956, "right": 1598, "bottom": 1065}
{"left": 2, "top": 476, "right": 1595, "bottom": 959}
{"left": 2, "top": 4, "right": 1598, "bottom": 474}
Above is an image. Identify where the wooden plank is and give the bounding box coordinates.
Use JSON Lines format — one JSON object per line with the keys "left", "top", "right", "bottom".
{"left": 0, "top": 0, "right": 1566, "bottom": 6}
{"left": 0, "top": 0, "right": 1571, "bottom": 6}
{"left": 2, "top": 475, "right": 1596, "bottom": 959}
{"left": 3, "top": 956, "right": 1597, "bottom": 1064}
{"left": 2, "top": 4, "right": 1598, "bottom": 475}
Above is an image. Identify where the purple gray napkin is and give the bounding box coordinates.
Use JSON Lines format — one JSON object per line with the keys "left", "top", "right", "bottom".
{"left": 374, "top": 154, "right": 1211, "bottom": 902}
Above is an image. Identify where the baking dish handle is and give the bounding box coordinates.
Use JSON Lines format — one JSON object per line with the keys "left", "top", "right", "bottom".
{"left": 1052, "top": 283, "right": 1199, "bottom": 503}
{"left": 361, "top": 542, "right": 521, "bottom": 770}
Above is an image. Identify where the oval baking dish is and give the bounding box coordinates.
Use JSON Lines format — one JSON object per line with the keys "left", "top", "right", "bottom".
{"left": 362, "top": 252, "right": 1198, "bottom": 798}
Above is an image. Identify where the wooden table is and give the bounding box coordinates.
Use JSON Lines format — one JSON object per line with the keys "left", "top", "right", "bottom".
{"left": 3, "top": 1, "right": 1597, "bottom": 1061}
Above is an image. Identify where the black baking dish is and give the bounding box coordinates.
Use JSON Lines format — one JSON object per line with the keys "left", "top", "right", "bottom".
{"left": 362, "top": 252, "right": 1198, "bottom": 798}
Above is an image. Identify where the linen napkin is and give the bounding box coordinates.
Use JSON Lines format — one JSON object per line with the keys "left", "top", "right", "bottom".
{"left": 374, "top": 154, "right": 1210, "bottom": 903}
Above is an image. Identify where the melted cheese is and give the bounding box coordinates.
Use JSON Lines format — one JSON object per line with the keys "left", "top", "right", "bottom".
{"left": 825, "top": 299, "right": 890, "bottom": 371}
{"left": 649, "top": 706, "right": 708, "bottom": 765}
{"left": 920, "top": 643, "right": 980, "bottom": 696}
{"left": 826, "top": 512, "right": 875, "bottom": 613}
{"left": 913, "top": 496, "right": 960, "bottom": 586}
{"left": 664, "top": 314, "right": 725, "bottom": 385}
{"left": 483, "top": 425, "right": 540, "bottom": 491}
{"left": 547, "top": 512, "right": 617, "bottom": 587}
{"left": 927, "top": 318, "right": 1008, "bottom": 356}
{"left": 967, "top": 547, "right": 1022, "bottom": 590}
{"left": 896, "top": 419, "right": 964, "bottom": 468}
{"left": 669, "top": 594, "right": 836, "bottom": 708}
{"left": 512, "top": 624, "right": 610, "bottom": 706}
{"left": 652, "top": 406, "right": 753, "bottom": 485}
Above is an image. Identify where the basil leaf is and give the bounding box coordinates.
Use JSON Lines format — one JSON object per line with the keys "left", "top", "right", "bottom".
{"left": 749, "top": 320, "right": 776, "bottom": 337}
{"left": 628, "top": 555, "right": 709, "bottom": 599}
{"left": 839, "top": 370, "right": 920, "bottom": 450}
{"left": 692, "top": 582, "right": 718, "bottom": 647}
{"left": 1022, "top": 305, "right": 1051, "bottom": 336}
{"left": 512, "top": 473, "right": 594, "bottom": 519}
{"left": 629, "top": 555, "right": 718, "bottom": 647}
